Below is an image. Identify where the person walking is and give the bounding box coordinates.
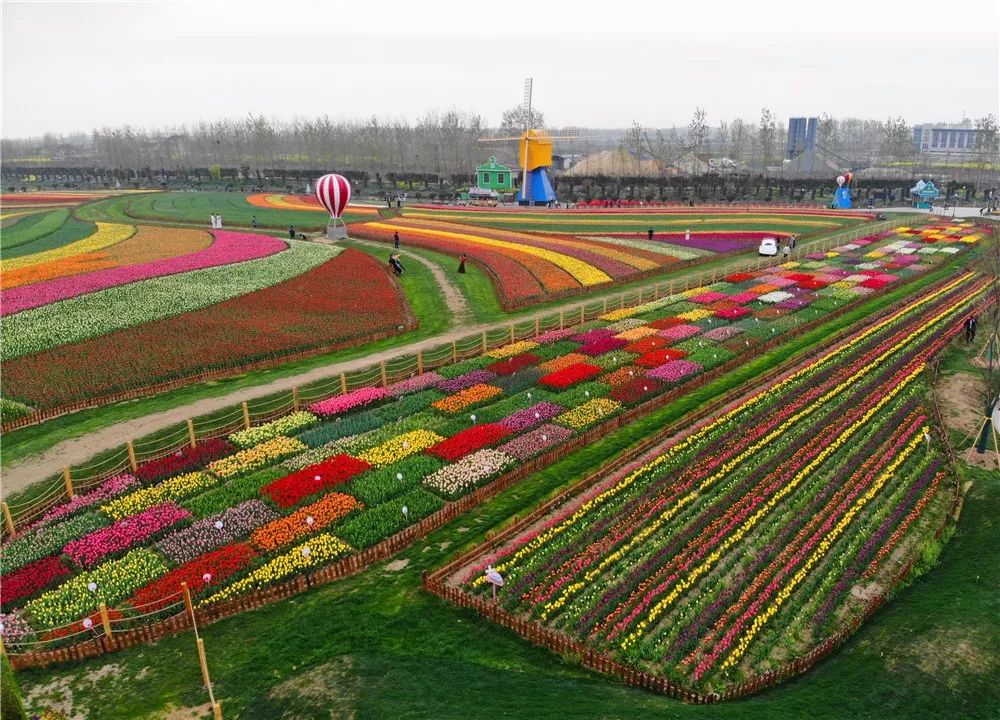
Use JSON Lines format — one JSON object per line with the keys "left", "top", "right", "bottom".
{"left": 288, "top": 225, "right": 296, "bottom": 240}
{"left": 209, "top": 213, "right": 217, "bottom": 229}
{"left": 458, "top": 253, "right": 467, "bottom": 274}
{"left": 790, "top": 235, "right": 797, "bottom": 250}
{"left": 394, "top": 231, "right": 400, "bottom": 249}
{"left": 685, "top": 229, "right": 691, "bottom": 242}
{"left": 251, "top": 215, "right": 258, "bottom": 229}
{"left": 647, "top": 227, "right": 654, "bottom": 241}
{"left": 216, "top": 215, "right": 223, "bottom": 229}
{"left": 781, "top": 244, "right": 791, "bottom": 260}
{"left": 970, "top": 314, "right": 978, "bottom": 342}
{"left": 964, "top": 315, "right": 974, "bottom": 342}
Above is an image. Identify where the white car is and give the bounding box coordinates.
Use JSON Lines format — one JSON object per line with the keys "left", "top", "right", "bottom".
{"left": 758, "top": 237, "right": 778, "bottom": 256}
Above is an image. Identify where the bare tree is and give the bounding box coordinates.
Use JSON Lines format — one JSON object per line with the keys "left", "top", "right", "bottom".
{"left": 716, "top": 121, "right": 730, "bottom": 158}
{"left": 756, "top": 108, "right": 776, "bottom": 172}
{"left": 500, "top": 105, "right": 545, "bottom": 135}
{"left": 729, "top": 118, "right": 751, "bottom": 163}
{"left": 687, "top": 107, "right": 709, "bottom": 155}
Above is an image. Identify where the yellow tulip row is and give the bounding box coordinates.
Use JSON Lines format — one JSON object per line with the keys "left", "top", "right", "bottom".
{"left": 617, "top": 365, "right": 922, "bottom": 648}
{"left": 199, "top": 533, "right": 351, "bottom": 606}
{"left": 555, "top": 399, "right": 622, "bottom": 430}
{"left": 357, "top": 429, "right": 444, "bottom": 468}
{"left": 2, "top": 222, "right": 134, "bottom": 272}
{"left": 101, "top": 472, "right": 216, "bottom": 520}
{"left": 486, "top": 340, "right": 540, "bottom": 359}
{"left": 719, "top": 428, "right": 926, "bottom": 670}
{"left": 208, "top": 436, "right": 307, "bottom": 478}
{"left": 477, "top": 273, "right": 975, "bottom": 592}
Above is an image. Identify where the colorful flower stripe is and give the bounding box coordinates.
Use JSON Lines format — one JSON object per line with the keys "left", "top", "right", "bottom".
{"left": 426, "top": 423, "right": 513, "bottom": 461}
{"left": 101, "top": 472, "right": 217, "bottom": 520}
{"left": 358, "top": 430, "right": 445, "bottom": 467}
{"left": 64, "top": 502, "right": 190, "bottom": 568}
{"left": 201, "top": 534, "right": 352, "bottom": 606}
{"left": 1, "top": 556, "right": 71, "bottom": 609}
{"left": 432, "top": 384, "right": 503, "bottom": 413}
{"left": 251, "top": 493, "right": 362, "bottom": 551}
{"left": 157, "top": 500, "right": 278, "bottom": 564}
{"left": 2, "top": 225, "right": 212, "bottom": 291}
{"left": 260, "top": 455, "right": 371, "bottom": 508}
{"left": 136, "top": 439, "right": 235, "bottom": 483}
{"left": 310, "top": 387, "right": 389, "bottom": 417}
{"left": 208, "top": 437, "right": 307, "bottom": 479}
{"left": 1, "top": 222, "right": 134, "bottom": 273}
{"left": 229, "top": 411, "right": 319, "bottom": 449}
{"left": 33, "top": 474, "right": 139, "bottom": 528}
{"left": 129, "top": 543, "right": 258, "bottom": 609}
{"left": 423, "top": 449, "right": 515, "bottom": 497}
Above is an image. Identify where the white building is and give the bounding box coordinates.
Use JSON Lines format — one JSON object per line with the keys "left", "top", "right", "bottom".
{"left": 911, "top": 120, "right": 978, "bottom": 155}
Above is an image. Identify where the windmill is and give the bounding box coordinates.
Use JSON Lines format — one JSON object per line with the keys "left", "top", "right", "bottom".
{"left": 479, "top": 78, "right": 577, "bottom": 205}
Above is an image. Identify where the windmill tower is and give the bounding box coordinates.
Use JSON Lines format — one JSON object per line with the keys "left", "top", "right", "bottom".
{"left": 479, "top": 78, "right": 577, "bottom": 205}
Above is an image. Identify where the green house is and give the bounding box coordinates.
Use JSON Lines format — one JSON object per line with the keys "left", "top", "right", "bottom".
{"left": 476, "top": 156, "right": 514, "bottom": 192}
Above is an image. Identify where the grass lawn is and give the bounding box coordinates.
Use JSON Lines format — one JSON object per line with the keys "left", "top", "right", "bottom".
{"left": 77, "top": 192, "right": 371, "bottom": 231}
{"left": 1, "top": 209, "right": 95, "bottom": 258}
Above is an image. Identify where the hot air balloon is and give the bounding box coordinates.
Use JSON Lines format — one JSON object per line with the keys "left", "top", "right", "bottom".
{"left": 315, "top": 173, "right": 352, "bottom": 240}
{"left": 836, "top": 175, "right": 846, "bottom": 187}
{"left": 844, "top": 172, "right": 853, "bottom": 185}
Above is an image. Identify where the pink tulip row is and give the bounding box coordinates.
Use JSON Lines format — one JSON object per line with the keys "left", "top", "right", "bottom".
{"left": 2, "top": 231, "right": 287, "bottom": 315}
{"left": 63, "top": 502, "right": 190, "bottom": 568}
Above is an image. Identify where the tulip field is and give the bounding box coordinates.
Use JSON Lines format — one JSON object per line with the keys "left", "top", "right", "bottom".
{"left": 352, "top": 207, "right": 874, "bottom": 308}
{"left": 0, "top": 220, "right": 414, "bottom": 414}
{"left": 444, "top": 265, "right": 987, "bottom": 694}
{"left": 0, "top": 224, "right": 982, "bottom": 654}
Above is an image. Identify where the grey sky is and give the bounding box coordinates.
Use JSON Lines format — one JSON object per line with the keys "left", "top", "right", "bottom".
{"left": 2, "top": 0, "right": 998, "bottom": 138}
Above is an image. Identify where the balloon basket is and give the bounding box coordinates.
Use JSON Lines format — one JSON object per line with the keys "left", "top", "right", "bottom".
{"left": 326, "top": 221, "right": 348, "bottom": 241}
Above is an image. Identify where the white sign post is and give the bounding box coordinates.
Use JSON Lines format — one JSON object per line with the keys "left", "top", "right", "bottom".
{"left": 485, "top": 565, "right": 504, "bottom": 602}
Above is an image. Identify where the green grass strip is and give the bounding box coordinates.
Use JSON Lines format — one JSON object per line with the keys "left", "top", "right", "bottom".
{"left": 1, "top": 209, "right": 96, "bottom": 258}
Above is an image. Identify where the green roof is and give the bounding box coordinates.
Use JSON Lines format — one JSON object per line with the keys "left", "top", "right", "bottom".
{"left": 476, "top": 156, "right": 511, "bottom": 172}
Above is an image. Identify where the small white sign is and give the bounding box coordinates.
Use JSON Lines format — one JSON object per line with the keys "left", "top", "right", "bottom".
{"left": 485, "top": 566, "right": 504, "bottom": 587}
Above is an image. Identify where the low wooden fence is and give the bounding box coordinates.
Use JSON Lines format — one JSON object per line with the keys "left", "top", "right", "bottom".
{"left": 5, "top": 258, "right": 970, "bottom": 670}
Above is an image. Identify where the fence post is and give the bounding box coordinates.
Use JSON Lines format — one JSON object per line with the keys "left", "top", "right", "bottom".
{"left": 534, "top": 317, "right": 540, "bottom": 336}
{"left": 451, "top": 341, "right": 458, "bottom": 363}
{"left": 340, "top": 373, "right": 348, "bottom": 394}
{"left": 379, "top": 361, "right": 388, "bottom": 387}
{"left": 653, "top": 284, "right": 659, "bottom": 300}
{"left": 603, "top": 298, "right": 608, "bottom": 313}
{"left": 181, "top": 581, "right": 195, "bottom": 620}
{"left": 241, "top": 402, "right": 250, "bottom": 430}
{"left": 292, "top": 387, "right": 300, "bottom": 411}
{"left": 559, "top": 311, "right": 565, "bottom": 329}
{"left": 1, "top": 502, "right": 14, "bottom": 535}
{"left": 417, "top": 351, "right": 424, "bottom": 374}
{"left": 481, "top": 332, "right": 488, "bottom": 353}
{"left": 509, "top": 323, "right": 515, "bottom": 343}
{"left": 127, "top": 442, "right": 138, "bottom": 472}
{"left": 63, "top": 466, "right": 75, "bottom": 498}
{"left": 187, "top": 419, "right": 197, "bottom": 449}
{"left": 99, "top": 602, "right": 113, "bottom": 637}
{"left": 579, "top": 305, "right": 585, "bottom": 324}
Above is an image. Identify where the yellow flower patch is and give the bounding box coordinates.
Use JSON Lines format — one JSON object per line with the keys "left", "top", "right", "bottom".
{"left": 614, "top": 326, "right": 659, "bottom": 341}
{"left": 486, "top": 340, "right": 539, "bottom": 359}
{"left": 101, "top": 472, "right": 217, "bottom": 519}
{"left": 555, "top": 398, "right": 622, "bottom": 429}
{"left": 675, "top": 309, "right": 713, "bottom": 322}
{"left": 208, "top": 436, "right": 306, "bottom": 478}
{"left": 357, "top": 429, "right": 444, "bottom": 467}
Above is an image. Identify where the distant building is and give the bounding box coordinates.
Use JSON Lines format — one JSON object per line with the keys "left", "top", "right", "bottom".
{"left": 911, "top": 120, "right": 978, "bottom": 154}
{"left": 787, "top": 117, "right": 818, "bottom": 157}
{"left": 476, "top": 156, "right": 514, "bottom": 192}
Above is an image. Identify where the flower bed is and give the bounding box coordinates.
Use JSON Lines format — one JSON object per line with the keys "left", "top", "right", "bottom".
{"left": 229, "top": 412, "right": 319, "bottom": 449}
{"left": 158, "top": 500, "right": 278, "bottom": 564}
{"left": 555, "top": 398, "right": 622, "bottom": 429}
{"left": 432, "top": 384, "right": 504, "bottom": 414}
{"left": 64, "top": 503, "right": 190, "bottom": 568}
{"left": 0, "top": 557, "right": 71, "bottom": 609}
{"left": 310, "top": 387, "right": 390, "bottom": 418}
{"left": 129, "top": 543, "right": 258, "bottom": 609}
{"left": 101, "top": 472, "right": 218, "bottom": 519}
{"left": 423, "top": 449, "right": 516, "bottom": 498}
{"left": 207, "top": 437, "right": 306, "bottom": 479}
{"left": 498, "top": 424, "right": 575, "bottom": 461}
{"left": 538, "top": 363, "right": 603, "bottom": 389}
{"left": 136, "top": 440, "right": 235, "bottom": 483}
{"left": 260, "top": 455, "right": 371, "bottom": 508}
{"left": 251, "top": 494, "right": 363, "bottom": 551}
{"left": 426, "top": 424, "right": 513, "bottom": 461}
{"left": 34, "top": 474, "right": 139, "bottom": 527}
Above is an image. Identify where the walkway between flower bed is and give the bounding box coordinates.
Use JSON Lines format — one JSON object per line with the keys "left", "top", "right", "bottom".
{"left": 0, "top": 221, "right": 895, "bottom": 496}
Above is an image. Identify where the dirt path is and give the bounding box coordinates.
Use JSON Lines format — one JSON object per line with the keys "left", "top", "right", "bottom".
{"left": 935, "top": 372, "right": 999, "bottom": 470}
{"left": 351, "top": 238, "right": 472, "bottom": 322}
{"left": 1, "top": 221, "right": 894, "bottom": 497}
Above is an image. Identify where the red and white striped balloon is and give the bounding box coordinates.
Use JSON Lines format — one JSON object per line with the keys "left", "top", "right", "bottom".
{"left": 314, "top": 173, "right": 351, "bottom": 219}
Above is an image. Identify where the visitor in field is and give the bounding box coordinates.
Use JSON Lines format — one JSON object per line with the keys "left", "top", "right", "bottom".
{"left": 647, "top": 227, "right": 654, "bottom": 241}
{"left": 394, "top": 231, "right": 400, "bottom": 249}
{"left": 251, "top": 215, "right": 258, "bottom": 229}
{"left": 217, "top": 215, "right": 223, "bottom": 229}
{"left": 288, "top": 225, "right": 296, "bottom": 240}
{"left": 209, "top": 213, "right": 217, "bottom": 229}
{"left": 685, "top": 229, "right": 691, "bottom": 242}
{"left": 458, "top": 253, "right": 467, "bottom": 274}
{"left": 790, "top": 235, "right": 797, "bottom": 249}
{"left": 782, "top": 244, "right": 791, "bottom": 259}
{"left": 389, "top": 253, "right": 404, "bottom": 276}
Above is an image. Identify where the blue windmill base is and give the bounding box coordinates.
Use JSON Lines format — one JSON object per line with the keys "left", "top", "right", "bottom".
{"left": 517, "top": 168, "right": 557, "bottom": 205}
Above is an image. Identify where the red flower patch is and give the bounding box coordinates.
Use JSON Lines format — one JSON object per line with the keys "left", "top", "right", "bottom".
{"left": 1, "top": 556, "right": 70, "bottom": 609}
{"left": 607, "top": 377, "right": 665, "bottom": 405}
{"left": 723, "top": 272, "right": 757, "bottom": 283}
{"left": 714, "top": 307, "right": 751, "bottom": 320}
{"left": 426, "top": 423, "right": 513, "bottom": 461}
{"left": 797, "top": 279, "right": 828, "bottom": 290}
{"left": 129, "top": 543, "right": 258, "bottom": 609}
{"left": 261, "top": 454, "right": 371, "bottom": 508}
{"left": 624, "top": 336, "right": 668, "bottom": 354}
{"left": 635, "top": 348, "right": 687, "bottom": 368}
{"left": 648, "top": 317, "right": 685, "bottom": 330}
{"left": 486, "top": 352, "right": 541, "bottom": 376}
{"left": 784, "top": 273, "right": 815, "bottom": 282}
{"left": 538, "top": 362, "right": 603, "bottom": 389}
{"left": 136, "top": 438, "right": 236, "bottom": 483}
{"left": 859, "top": 278, "right": 892, "bottom": 289}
